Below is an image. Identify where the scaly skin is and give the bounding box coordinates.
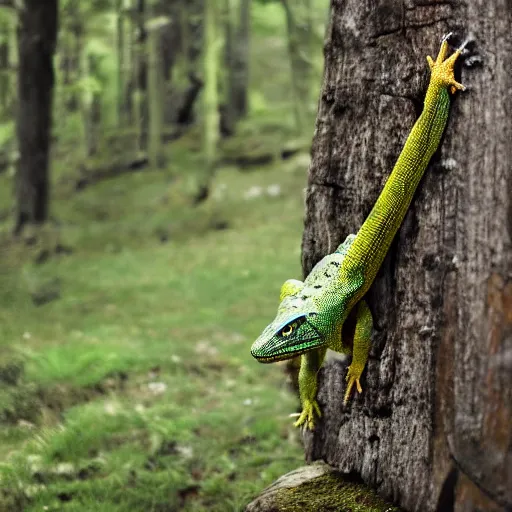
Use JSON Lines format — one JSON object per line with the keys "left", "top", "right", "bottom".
{"left": 251, "top": 36, "right": 465, "bottom": 430}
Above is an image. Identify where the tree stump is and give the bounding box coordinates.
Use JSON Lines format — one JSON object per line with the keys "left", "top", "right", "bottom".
{"left": 301, "top": 2, "right": 512, "bottom": 511}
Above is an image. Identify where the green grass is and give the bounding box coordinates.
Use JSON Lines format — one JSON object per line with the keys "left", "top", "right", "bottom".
{"left": 0, "top": 148, "right": 313, "bottom": 511}
{"left": 0, "top": 1, "right": 332, "bottom": 509}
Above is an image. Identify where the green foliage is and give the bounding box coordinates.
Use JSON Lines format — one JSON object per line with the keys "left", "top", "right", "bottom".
{"left": 0, "top": 120, "right": 14, "bottom": 145}
{"left": 252, "top": 1, "right": 286, "bottom": 35}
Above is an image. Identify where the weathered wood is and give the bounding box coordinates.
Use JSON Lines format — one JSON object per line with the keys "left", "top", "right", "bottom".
{"left": 301, "top": 2, "right": 512, "bottom": 512}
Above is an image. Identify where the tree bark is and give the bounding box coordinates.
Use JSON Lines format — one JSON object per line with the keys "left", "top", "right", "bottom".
{"left": 14, "top": 0, "right": 58, "bottom": 234}
{"left": 223, "top": 0, "right": 236, "bottom": 135}
{"left": 194, "top": 0, "right": 219, "bottom": 204}
{"left": 281, "top": 0, "right": 313, "bottom": 133}
{"left": 301, "top": 2, "right": 512, "bottom": 512}
{"left": 116, "top": 0, "right": 126, "bottom": 126}
{"left": 0, "top": 15, "right": 10, "bottom": 114}
{"left": 230, "top": 0, "right": 250, "bottom": 120}
{"left": 132, "top": 0, "right": 147, "bottom": 152}
{"left": 146, "top": 7, "right": 167, "bottom": 169}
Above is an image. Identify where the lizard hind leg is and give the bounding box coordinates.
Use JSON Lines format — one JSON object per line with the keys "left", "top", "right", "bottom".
{"left": 294, "top": 346, "right": 327, "bottom": 430}
{"left": 343, "top": 300, "right": 373, "bottom": 404}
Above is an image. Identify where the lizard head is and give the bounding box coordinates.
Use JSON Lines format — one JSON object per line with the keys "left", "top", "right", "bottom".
{"left": 250, "top": 279, "right": 325, "bottom": 363}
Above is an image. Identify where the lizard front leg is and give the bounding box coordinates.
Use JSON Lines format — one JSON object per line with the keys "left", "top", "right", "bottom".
{"left": 294, "top": 346, "right": 327, "bottom": 429}
{"left": 344, "top": 300, "right": 373, "bottom": 404}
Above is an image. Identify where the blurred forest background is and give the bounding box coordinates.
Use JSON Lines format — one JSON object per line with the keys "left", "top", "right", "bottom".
{"left": 0, "top": 0, "right": 330, "bottom": 510}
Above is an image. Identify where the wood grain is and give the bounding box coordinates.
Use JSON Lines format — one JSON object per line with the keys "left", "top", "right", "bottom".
{"left": 301, "top": 1, "right": 512, "bottom": 511}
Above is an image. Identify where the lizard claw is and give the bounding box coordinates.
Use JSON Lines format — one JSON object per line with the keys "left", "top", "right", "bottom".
{"left": 441, "top": 32, "right": 453, "bottom": 43}
{"left": 426, "top": 34, "right": 466, "bottom": 94}
{"left": 293, "top": 399, "right": 321, "bottom": 430}
{"left": 344, "top": 364, "right": 364, "bottom": 404}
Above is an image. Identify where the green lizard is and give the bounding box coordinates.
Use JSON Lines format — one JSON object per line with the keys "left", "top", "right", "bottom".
{"left": 250, "top": 35, "right": 466, "bottom": 430}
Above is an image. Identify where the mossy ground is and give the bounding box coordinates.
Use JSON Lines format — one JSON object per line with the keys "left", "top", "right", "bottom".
{"left": 0, "top": 147, "right": 315, "bottom": 510}
{"left": 276, "top": 472, "right": 402, "bottom": 512}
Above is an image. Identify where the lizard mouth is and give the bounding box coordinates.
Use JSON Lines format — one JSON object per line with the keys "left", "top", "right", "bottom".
{"left": 250, "top": 318, "right": 323, "bottom": 362}
{"left": 251, "top": 345, "right": 318, "bottom": 363}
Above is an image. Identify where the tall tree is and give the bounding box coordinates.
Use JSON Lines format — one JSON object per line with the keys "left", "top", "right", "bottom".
{"left": 116, "top": 0, "right": 127, "bottom": 126}
{"left": 146, "top": 10, "right": 168, "bottom": 169}
{"left": 195, "top": 0, "right": 219, "bottom": 203}
{"left": 230, "top": 0, "right": 250, "bottom": 121}
{"left": 223, "top": 0, "right": 237, "bottom": 135}
{"left": 79, "top": 52, "right": 102, "bottom": 159}
{"left": 0, "top": 11, "right": 11, "bottom": 114}
{"left": 281, "top": 0, "right": 313, "bottom": 133}
{"left": 174, "top": 0, "right": 203, "bottom": 127}
{"left": 14, "top": 0, "right": 58, "bottom": 235}
{"left": 300, "top": 2, "right": 511, "bottom": 512}
{"left": 132, "top": 0, "right": 147, "bottom": 152}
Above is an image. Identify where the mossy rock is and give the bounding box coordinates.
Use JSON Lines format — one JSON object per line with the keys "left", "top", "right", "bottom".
{"left": 245, "top": 462, "right": 402, "bottom": 512}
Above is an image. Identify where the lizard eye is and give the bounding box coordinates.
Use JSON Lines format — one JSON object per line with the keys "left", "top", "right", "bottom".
{"left": 281, "top": 324, "right": 294, "bottom": 337}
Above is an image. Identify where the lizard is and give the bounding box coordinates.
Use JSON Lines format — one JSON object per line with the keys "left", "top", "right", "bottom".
{"left": 250, "top": 34, "right": 466, "bottom": 430}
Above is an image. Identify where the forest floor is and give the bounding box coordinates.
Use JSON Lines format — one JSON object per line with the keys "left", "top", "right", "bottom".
{"left": 0, "top": 129, "right": 314, "bottom": 512}
{"left": 0, "top": 1, "right": 331, "bottom": 509}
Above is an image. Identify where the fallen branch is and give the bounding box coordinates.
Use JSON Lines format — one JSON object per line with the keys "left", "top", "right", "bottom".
{"left": 75, "top": 154, "right": 149, "bottom": 191}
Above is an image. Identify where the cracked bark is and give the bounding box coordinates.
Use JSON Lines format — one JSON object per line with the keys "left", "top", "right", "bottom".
{"left": 301, "top": 1, "right": 512, "bottom": 511}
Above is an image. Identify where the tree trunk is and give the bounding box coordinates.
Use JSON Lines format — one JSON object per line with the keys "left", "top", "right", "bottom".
{"left": 231, "top": 0, "right": 250, "bottom": 120}
{"left": 281, "top": 0, "right": 313, "bottom": 133}
{"left": 147, "top": 10, "right": 168, "bottom": 169}
{"left": 116, "top": 0, "right": 126, "bottom": 127}
{"left": 132, "top": 0, "right": 147, "bottom": 152}
{"left": 14, "top": 0, "right": 58, "bottom": 234}
{"left": 223, "top": 0, "right": 236, "bottom": 135}
{"left": 0, "top": 15, "right": 10, "bottom": 114}
{"left": 168, "top": 0, "right": 203, "bottom": 128}
{"left": 80, "top": 52, "right": 95, "bottom": 159}
{"left": 195, "top": 0, "right": 219, "bottom": 204}
{"left": 301, "top": 2, "right": 511, "bottom": 512}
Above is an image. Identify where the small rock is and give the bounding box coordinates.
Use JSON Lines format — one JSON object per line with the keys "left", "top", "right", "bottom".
{"left": 244, "top": 186, "right": 263, "bottom": 200}
{"left": 24, "top": 484, "right": 46, "bottom": 498}
{"left": 245, "top": 462, "right": 402, "bottom": 512}
{"left": 195, "top": 341, "right": 218, "bottom": 357}
{"left": 147, "top": 382, "right": 167, "bottom": 395}
{"left": 266, "top": 184, "right": 281, "bottom": 197}
{"left": 104, "top": 401, "right": 120, "bottom": 415}
{"left": 18, "top": 419, "right": 36, "bottom": 429}
{"left": 27, "top": 454, "right": 43, "bottom": 474}
{"left": 176, "top": 444, "right": 193, "bottom": 459}
{"left": 53, "top": 462, "right": 75, "bottom": 480}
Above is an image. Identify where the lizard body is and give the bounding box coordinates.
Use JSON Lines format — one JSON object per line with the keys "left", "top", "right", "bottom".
{"left": 251, "top": 36, "right": 466, "bottom": 429}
